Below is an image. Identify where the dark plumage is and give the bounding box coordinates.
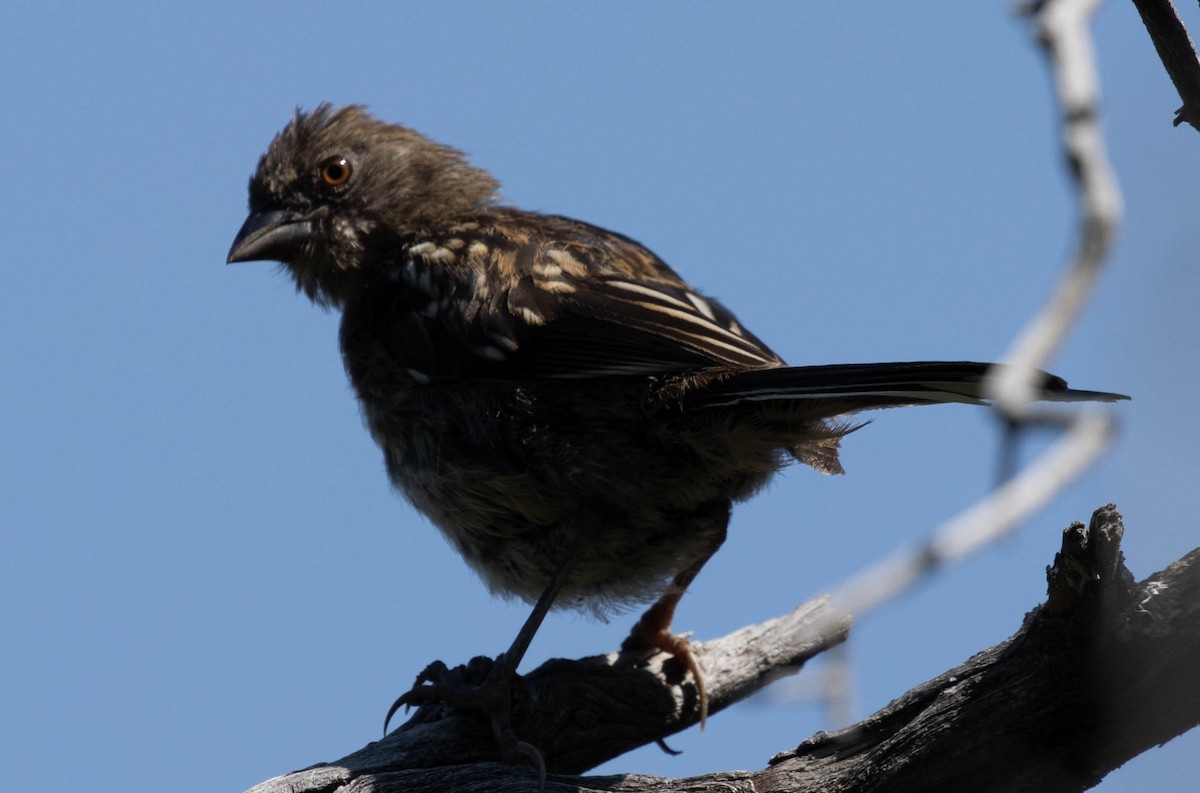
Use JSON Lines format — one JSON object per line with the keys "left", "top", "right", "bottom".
{"left": 228, "top": 104, "right": 1126, "bottom": 739}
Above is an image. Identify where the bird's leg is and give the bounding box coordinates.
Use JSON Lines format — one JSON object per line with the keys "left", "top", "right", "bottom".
{"left": 387, "top": 523, "right": 592, "bottom": 777}
{"left": 620, "top": 510, "right": 729, "bottom": 728}
{"left": 491, "top": 529, "right": 591, "bottom": 689}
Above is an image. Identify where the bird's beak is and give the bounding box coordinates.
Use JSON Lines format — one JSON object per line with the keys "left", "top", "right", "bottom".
{"left": 227, "top": 208, "right": 317, "bottom": 264}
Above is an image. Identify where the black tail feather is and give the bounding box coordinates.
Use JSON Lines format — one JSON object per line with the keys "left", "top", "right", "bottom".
{"left": 686, "top": 361, "right": 1128, "bottom": 411}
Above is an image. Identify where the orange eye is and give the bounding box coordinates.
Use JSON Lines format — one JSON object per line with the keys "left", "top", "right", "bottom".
{"left": 319, "top": 157, "right": 352, "bottom": 187}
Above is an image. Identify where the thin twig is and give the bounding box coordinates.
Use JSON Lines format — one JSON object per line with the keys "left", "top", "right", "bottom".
{"left": 988, "top": 0, "right": 1122, "bottom": 417}
{"left": 789, "top": 0, "right": 1124, "bottom": 716}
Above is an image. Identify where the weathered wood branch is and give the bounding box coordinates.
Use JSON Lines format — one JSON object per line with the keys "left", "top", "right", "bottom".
{"left": 763, "top": 506, "right": 1199, "bottom": 792}
{"left": 244, "top": 506, "right": 1199, "bottom": 792}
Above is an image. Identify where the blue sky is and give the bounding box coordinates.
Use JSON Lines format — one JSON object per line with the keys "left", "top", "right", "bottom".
{"left": 2, "top": 2, "right": 1196, "bottom": 790}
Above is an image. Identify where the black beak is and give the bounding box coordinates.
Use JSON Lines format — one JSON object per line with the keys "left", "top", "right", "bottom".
{"left": 227, "top": 208, "right": 317, "bottom": 263}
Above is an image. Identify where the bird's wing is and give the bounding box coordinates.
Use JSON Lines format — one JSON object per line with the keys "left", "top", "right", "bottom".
{"left": 489, "top": 274, "right": 781, "bottom": 378}
{"left": 409, "top": 217, "right": 783, "bottom": 380}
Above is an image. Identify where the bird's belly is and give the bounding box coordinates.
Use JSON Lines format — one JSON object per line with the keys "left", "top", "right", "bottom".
{"left": 355, "top": 379, "right": 778, "bottom": 613}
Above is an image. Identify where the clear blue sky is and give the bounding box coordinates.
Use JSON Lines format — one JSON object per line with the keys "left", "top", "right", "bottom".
{"left": 2, "top": 2, "right": 1195, "bottom": 790}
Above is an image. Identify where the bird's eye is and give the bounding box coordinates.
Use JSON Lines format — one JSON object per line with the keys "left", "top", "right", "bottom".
{"left": 319, "top": 156, "right": 352, "bottom": 187}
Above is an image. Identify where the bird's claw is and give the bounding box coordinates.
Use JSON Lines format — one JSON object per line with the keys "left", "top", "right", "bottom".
{"left": 383, "top": 659, "right": 455, "bottom": 733}
{"left": 383, "top": 656, "right": 546, "bottom": 786}
{"left": 384, "top": 656, "right": 505, "bottom": 732}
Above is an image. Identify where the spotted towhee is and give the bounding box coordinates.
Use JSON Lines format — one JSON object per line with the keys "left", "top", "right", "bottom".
{"left": 229, "top": 104, "right": 1125, "bottom": 760}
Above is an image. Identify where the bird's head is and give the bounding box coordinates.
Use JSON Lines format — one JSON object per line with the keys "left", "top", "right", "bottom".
{"left": 227, "top": 104, "right": 499, "bottom": 307}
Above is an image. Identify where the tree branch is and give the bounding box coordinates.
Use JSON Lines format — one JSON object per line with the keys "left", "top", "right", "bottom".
{"left": 1130, "top": 0, "right": 1200, "bottom": 130}
{"left": 243, "top": 506, "right": 1200, "bottom": 793}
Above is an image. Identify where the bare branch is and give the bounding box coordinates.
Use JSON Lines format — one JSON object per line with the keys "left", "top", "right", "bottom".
{"left": 259, "top": 595, "right": 847, "bottom": 786}
{"left": 1130, "top": 0, "right": 1200, "bottom": 130}
{"left": 242, "top": 508, "right": 1200, "bottom": 792}
{"left": 989, "top": 0, "right": 1121, "bottom": 416}
{"left": 806, "top": 0, "right": 1125, "bottom": 678}
{"left": 826, "top": 410, "right": 1116, "bottom": 620}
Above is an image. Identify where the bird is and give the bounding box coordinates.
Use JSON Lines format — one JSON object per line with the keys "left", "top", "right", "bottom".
{"left": 227, "top": 103, "right": 1125, "bottom": 762}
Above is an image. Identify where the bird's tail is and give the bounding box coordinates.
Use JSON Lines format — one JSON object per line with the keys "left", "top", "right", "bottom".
{"left": 685, "top": 361, "right": 1128, "bottom": 412}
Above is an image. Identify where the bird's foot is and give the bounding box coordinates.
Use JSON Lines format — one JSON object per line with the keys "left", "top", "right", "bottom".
{"left": 386, "top": 656, "right": 501, "bottom": 723}
{"left": 621, "top": 620, "right": 708, "bottom": 728}
{"left": 385, "top": 656, "right": 546, "bottom": 784}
